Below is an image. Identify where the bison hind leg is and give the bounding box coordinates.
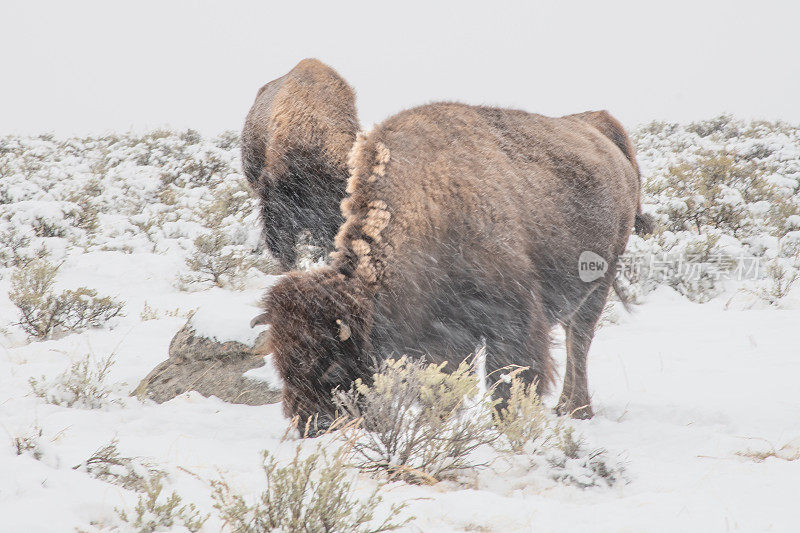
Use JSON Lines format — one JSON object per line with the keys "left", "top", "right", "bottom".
{"left": 555, "top": 280, "right": 613, "bottom": 419}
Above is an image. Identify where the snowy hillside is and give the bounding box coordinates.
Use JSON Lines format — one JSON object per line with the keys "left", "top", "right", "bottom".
{"left": 1, "top": 116, "right": 799, "bottom": 532}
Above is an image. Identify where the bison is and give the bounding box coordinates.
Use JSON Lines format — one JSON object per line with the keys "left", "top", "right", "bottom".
{"left": 241, "top": 58, "right": 360, "bottom": 270}
{"left": 254, "top": 102, "right": 649, "bottom": 427}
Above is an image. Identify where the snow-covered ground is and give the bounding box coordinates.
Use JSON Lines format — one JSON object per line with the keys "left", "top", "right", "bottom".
{"left": 2, "top": 265, "right": 799, "bottom": 532}
{"left": 1, "top": 118, "right": 799, "bottom": 531}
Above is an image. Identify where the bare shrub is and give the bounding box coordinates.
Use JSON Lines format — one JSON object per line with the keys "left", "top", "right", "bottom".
{"left": 769, "top": 197, "right": 800, "bottom": 237}
{"left": 666, "top": 233, "right": 735, "bottom": 303}
{"left": 740, "top": 257, "right": 800, "bottom": 307}
{"left": 647, "top": 151, "right": 767, "bottom": 237}
{"left": 139, "top": 301, "right": 188, "bottom": 321}
{"left": 116, "top": 477, "right": 208, "bottom": 533}
{"left": 547, "top": 448, "right": 626, "bottom": 489}
{"left": 185, "top": 151, "right": 230, "bottom": 185}
{"left": 214, "top": 130, "right": 240, "bottom": 151}
{"left": 60, "top": 287, "right": 125, "bottom": 326}
{"left": 9, "top": 258, "right": 60, "bottom": 335}
{"left": 180, "top": 230, "right": 276, "bottom": 289}
{"left": 492, "top": 377, "right": 548, "bottom": 454}
{"left": 180, "top": 128, "right": 202, "bottom": 145}
{"left": 161, "top": 149, "right": 229, "bottom": 187}
{"left": 74, "top": 438, "right": 165, "bottom": 492}
{"left": 198, "top": 181, "right": 252, "bottom": 228}
{"left": 685, "top": 114, "right": 739, "bottom": 139}
{"left": 156, "top": 184, "right": 178, "bottom": 206}
{"left": 737, "top": 438, "right": 800, "bottom": 462}
{"left": 333, "top": 357, "right": 625, "bottom": 489}
{"left": 742, "top": 142, "right": 775, "bottom": 161}
{"left": 31, "top": 215, "right": 68, "bottom": 238}
{"left": 9, "top": 259, "right": 124, "bottom": 339}
{"left": 180, "top": 231, "right": 249, "bottom": 288}
{"left": 29, "top": 352, "right": 119, "bottom": 408}
{"left": 618, "top": 230, "right": 747, "bottom": 304}
{"left": 762, "top": 259, "right": 800, "bottom": 303}
{"left": 635, "top": 120, "right": 678, "bottom": 137}
{"left": 0, "top": 226, "right": 47, "bottom": 268}
{"left": 334, "top": 357, "right": 498, "bottom": 484}
{"left": 65, "top": 177, "right": 103, "bottom": 234}
{"left": 12, "top": 425, "right": 45, "bottom": 460}
{"left": 545, "top": 424, "right": 626, "bottom": 488}
{"left": 211, "top": 444, "right": 409, "bottom": 533}
{"left": 552, "top": 424, "right": 583, "bottom": 459}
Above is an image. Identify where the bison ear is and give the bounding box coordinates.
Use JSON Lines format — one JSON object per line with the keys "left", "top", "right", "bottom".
{"left": 250, "top": 312, "right": 271, "bottom": 328}
{"left": 336, "top": 319, "right": 351, "bottom": 341}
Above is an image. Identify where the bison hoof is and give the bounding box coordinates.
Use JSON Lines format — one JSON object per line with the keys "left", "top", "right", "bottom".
{"left": 555, "top": 397, "right": 594, "bottom": 419}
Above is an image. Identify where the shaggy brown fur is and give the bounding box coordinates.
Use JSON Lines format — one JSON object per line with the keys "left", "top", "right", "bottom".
{"left": 259, "top": 102, "right": 644, "bottom": 426}
{"left": 567, "top": 110, "right": 654, "bottom": 235}
{"left": 242, "top": 59, "right": 360, "bottom": 270}
{"left": 261, "top": 269, "right": 374, "bottom": 424}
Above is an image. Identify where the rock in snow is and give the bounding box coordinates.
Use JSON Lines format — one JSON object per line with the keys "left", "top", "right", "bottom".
{"left": 134, "top": 307, "right": 280, "bottom": 405}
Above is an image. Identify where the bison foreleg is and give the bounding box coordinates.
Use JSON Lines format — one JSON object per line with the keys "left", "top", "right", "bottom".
{"left": 484, "top": 293, "right": 554, "bottom": 410}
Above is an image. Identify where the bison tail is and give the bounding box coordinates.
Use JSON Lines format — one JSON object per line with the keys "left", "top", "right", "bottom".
{"left": 611, "top": 278, "right": 634, "bottom": 314}
{"left": 614, "top": 211, "right": 654, "bottom": 313}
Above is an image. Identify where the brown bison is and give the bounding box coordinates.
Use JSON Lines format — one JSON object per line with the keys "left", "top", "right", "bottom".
{"left": 241, "top": 58, "right": 360, "bottom": 270}
{"left": 255, "top": 102, "right": 649, "bottom": 427}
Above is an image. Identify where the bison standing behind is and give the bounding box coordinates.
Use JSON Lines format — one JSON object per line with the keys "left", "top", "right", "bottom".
{"left": 242, "top": 58, "right": 360, "bottom": 270}
{"left": 256, "top": 102, "right": 647, "bottom": 426}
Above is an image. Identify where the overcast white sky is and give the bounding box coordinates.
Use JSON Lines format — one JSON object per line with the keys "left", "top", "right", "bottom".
{"left": 2, "top": 0, "right": 798, "bottom": 136}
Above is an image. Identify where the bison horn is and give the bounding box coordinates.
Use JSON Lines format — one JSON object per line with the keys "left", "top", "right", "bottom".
{"left": 336, "top": 319, "right": 351, "bottom": 341}
{"left": 250, "top": 312, "right": 270, "bottom": 328}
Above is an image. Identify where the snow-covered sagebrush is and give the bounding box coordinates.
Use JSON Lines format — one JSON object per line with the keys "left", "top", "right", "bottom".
{"left": 623, "top": 116, "right": 800, "bottom": 304}
{"left": 0, "top": 130, "right": 276, "bottom": 295}
{"left": 1, "top": 118, "right": 799, "bottom": 532}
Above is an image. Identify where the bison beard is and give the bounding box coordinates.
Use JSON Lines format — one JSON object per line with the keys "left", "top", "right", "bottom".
{"left": 241, "top": 59, "right": 359, "bottom": 270}
{"left": 259, "top": 102, "right": 644, "bottom": 428}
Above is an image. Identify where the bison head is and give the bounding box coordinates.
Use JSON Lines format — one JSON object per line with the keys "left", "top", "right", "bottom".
{"left": 253, "top": 268, "right": 373, "bottom": 432}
